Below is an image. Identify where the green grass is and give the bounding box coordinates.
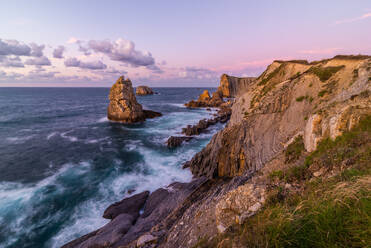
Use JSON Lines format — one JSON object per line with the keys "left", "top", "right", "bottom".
{"left": 285, "top": 136, "right": 305, "bottom": 163}
{"left": 295, "top": 96, "right": 306, "bottom": 102}
{"left": 318, "top": 90, "right": 328, "bottom": 97}
{"left": 195, "top": 115, "right": 371, "bottom": 248}
{"left": 308, "top": 65, "right": 345, "bottom": 82}
{"left": 258, "top": 64, "right": 284, "bottom": 86}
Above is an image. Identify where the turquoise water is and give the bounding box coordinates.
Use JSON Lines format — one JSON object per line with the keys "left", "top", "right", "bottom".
{"left": 0, "top": 87, "right": 222, "bottom": 248}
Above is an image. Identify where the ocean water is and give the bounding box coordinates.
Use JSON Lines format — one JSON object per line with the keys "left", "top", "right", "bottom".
{"left": 0, "top": 87, "right": 222, "bottom": 248}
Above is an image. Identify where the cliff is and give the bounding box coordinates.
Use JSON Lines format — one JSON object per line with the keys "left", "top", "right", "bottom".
{"left": 65, "top": 55, "right": 371, "bottom": 248}
{"left": 218, "top": 74, "right": 256, "bottom": 97}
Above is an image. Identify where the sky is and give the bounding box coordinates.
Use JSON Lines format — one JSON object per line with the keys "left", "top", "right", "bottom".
{"left": 0, "top": 0, "right": 371, "bottom": 87}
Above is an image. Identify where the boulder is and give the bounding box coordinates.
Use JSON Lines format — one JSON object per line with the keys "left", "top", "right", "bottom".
{"left": 103, "top": 191, "right": 149, "bottom": 220}
{"left": 136, "top": 86, "right": 154, "bottom": 95}
{"left": 167, "top": 136, "right": 193, "bottom": 148}
{"left": 107, "top": 76, "right": 161, "bottom": 123}
{"left": 185, "top": 89, "right": 224, "bottom": 108}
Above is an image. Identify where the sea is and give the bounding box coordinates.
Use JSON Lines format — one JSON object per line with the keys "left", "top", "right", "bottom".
{"left": 0, "top": 87, "right": 223, "bottom": 248}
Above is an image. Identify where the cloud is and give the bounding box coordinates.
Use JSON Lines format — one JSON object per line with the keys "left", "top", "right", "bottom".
{"left": 0, "top": 39, "right": 31, "bottom": 56}
{"left": 178, "top": 66, "right": 218, "bottom": 79}
{"left": 298, "top": 47, "right": 341, "bottom": 55}
{"left": 0, "top": 55, "right": 24, "bottom": 67}
{"left": 25, "top": 56, "right": 51, "bottom": 66}
{"left": 334, "top": 12, "right": 371, "bottom": 25}
{"left": 67, "top": 37, "right": 91, "bottom": 55}
{"left": 53, "top": 45, "right": 65, "bottom": 58}
{"left": 88, "top": 38, "right": 155, "bottom": 67}
{"left": 29, "top": 43, "right": 45, "bottom": 57}
{"left": 64, "top": 57, "right": 107, "bottom": 70}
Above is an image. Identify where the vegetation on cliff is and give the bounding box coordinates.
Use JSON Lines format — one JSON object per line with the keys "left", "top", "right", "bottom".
{"left": 195, "top": 115, "right": 371, "bottom": 248}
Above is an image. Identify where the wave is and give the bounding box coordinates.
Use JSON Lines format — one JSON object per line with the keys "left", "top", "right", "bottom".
{"left": 97, "top": 116, "right": 108, "bottom": 123}
{"left": 6, "top": 135, "right": 35, "bottom": 144}
{"left": 60, "top": 131, "right": 78, "bottom": 142}
{"left": 47, "top": 132, "right": 58, "bottom": 140}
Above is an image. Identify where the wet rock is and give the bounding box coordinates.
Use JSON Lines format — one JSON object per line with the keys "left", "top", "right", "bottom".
{"left": 167, "top": 136, "right": 193, "bottom": 148}
{"left": 103, "top": 191, "right": 149, "bottom": 220}
{"left": 143, "top": 110, "right": 162, "bottom": 119}
{"left": 136, "top": 86, "right": 154, "bottom": 95}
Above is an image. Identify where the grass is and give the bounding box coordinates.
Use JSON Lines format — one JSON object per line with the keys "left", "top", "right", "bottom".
{"left": 296, "top": 95, "right": 314, "bottom": 103}
{"left": 318, "top": 90, "right": 328, "bottom": 97}
{"left": 258, "top": 64, "right": 284, "bottom": 86}
{"left": 195, "top": 115, "right": 371, "bottom": 248}
{"left": 285, "top": 136, "right": 305, "bottom": 163}
{"left": 308, "top": 65, "right": 345, "bottom": 82}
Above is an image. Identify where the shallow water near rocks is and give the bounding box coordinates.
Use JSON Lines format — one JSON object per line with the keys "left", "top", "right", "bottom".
{"left": 0, "top": 87, "right": 222, "bottom": 248}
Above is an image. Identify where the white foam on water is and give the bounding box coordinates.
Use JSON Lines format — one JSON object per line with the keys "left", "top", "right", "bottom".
{"left": 98, "top": 116, "right": 108, "bottom": 123}
{"left": 47, "top": 132, "right": 58, "bottom": 140}
{"left": 6, "top": 135, "right": 35, "bottom": 144}
{"left": 60, "top": 130, "right": 78, "bottom": 142}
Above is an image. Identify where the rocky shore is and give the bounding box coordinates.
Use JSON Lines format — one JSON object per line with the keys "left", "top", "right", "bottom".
{"left": 64, "top": 55, "right": 371, "bottom": 248}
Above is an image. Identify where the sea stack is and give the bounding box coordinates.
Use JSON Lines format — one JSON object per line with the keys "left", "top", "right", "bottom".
{"left": 107, "top": 76, "right": 161, "bottom": 123}
{"left": 136, "top": 85, "right": 154, "bottom": 95}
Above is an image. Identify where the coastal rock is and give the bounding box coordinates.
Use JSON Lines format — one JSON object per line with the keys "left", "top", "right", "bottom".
{"left": 107, "top": 76, "right": 161, "bottom": 123}
{"left": 185, "top": 90, "right": 224, "bottom": 108}
{"left": 218, "top": 74, "right": 256, "bottom": 98}
{"left": 103, "top": 191, "right": 149, "bottom": 220}
{"left": 143, "top": 110, "right": 162, "bottom": 119}
{"left": 137, "top": 234, "right": 157, "bottom": 247}
{"left": 167, "top": 136, "right": 193, "bottom": 148}
{"left": 215, "top": 183, "right": 266, "bottom": 232}
{"left": 136, "top": 86, "right": 154, "bottom": 95}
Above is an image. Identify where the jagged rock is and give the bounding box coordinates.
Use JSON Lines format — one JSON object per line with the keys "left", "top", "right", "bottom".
{"left": 167, "top": 136, "right": 193, "bottom": 148}
{"left": 143, "top": 110, "right": 162, "bottom": 119}
{"left": 215, "top": 183, "right": 266, "bottom": 232}
{"left": 136, "top": 86, "right": 154, "bottom": 95}
{"left": 137, "top": 234, "right": 157, "bottom": 247}
{"left": 103, "top": 191, "right": 149, "bottom": 220}
{"left": 107, "top": 76, "right": 161, "bottom": 123}
{"left": 62, "top": 213, "right": 134, "bottom": 248}
{"left": 185, "top": 90, "right": 224, "bottom": 108}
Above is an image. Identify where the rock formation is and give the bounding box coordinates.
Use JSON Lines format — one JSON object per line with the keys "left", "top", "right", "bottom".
{"left": 185, "top": 89, "right": 224, "bottom": 108}
{"left": 218, "top": 74, "right": 256, "bottom": 98}
{"left": 107, "top": 76, "right": 161, "bottom": 123}
{"left": 64, "top": 55, "right": 371, "bottom": 248}
{"left": 166, "top": 136, "right": 193, "bottom": 148}
{"left": 136, "top": 85, "right": 154, "bottom": 95}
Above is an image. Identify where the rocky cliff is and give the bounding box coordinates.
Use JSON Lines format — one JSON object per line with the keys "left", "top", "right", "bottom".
{"left": 65, "top": 55, "right": 371, "bottom": 248}
{"left": 218, "top": 74, "right": 256, "bottom": 97}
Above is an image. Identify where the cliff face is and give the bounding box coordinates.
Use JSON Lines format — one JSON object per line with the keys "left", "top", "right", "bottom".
{"left": 189, "top": 56, "right": 371, "bottom": 179}
{"left": 218, "top": 74, "right": 256, "bottom": 98}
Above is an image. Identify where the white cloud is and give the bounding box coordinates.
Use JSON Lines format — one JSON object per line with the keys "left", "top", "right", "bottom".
{"left": 334, "top": 12, "right": 371, "bottom": 25}
{"left": 64, "top": 57, "right": 107, "bottom": 70}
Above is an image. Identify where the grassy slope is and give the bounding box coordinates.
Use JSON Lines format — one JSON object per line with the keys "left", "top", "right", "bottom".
{"left": 195, "top": 116, "right": 371, "bottom": 248}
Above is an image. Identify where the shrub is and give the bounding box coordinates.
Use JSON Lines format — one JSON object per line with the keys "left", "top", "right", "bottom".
{"left": 296, "top": 96, "right": 305, "bottom": 102}
{"left": 309, "top": 65, "right": 345, "bottom": 82}
{"left": 318, "top": 90, "right": 328, "bottom": 97}
{"left": 285, "top": 136, "right": 305, "bottom": 163}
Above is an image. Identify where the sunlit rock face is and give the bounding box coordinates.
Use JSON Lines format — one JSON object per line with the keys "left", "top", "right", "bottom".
{"left": 107, "top": 76, "right": 146, "bottom": 123}
{"left": 136, "top": 86, "right": 154, "bottom": 95}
